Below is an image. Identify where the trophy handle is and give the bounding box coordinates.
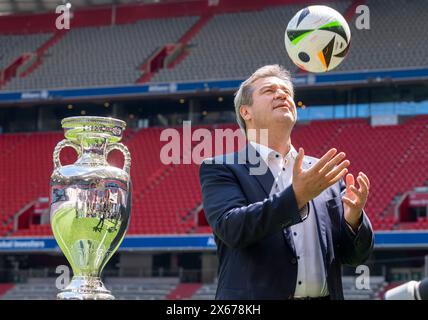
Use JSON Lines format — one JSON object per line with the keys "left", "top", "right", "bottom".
{"left": 106, "top": 143, "right": 131, "bottom": 175}
{"left": 53, "top": 139, "right": 81, "bottom": 169}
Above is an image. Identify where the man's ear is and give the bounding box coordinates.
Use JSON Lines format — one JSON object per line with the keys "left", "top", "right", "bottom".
{"left": 240, "top": 105, "right": 252, "bottom": 121}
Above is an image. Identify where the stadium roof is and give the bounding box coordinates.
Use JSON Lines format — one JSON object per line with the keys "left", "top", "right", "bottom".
{"left": 0, "top": 0, "right": 163, "bottom": 15}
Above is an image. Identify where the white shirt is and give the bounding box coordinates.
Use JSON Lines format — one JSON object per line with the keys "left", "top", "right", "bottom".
{"left": 250, "top": 141, "right": 329, "bottom": 298}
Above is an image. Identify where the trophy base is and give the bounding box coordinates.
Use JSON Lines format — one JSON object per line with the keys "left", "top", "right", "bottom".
{"left": 57, "top": 276, "right": 114, "bottom": 300}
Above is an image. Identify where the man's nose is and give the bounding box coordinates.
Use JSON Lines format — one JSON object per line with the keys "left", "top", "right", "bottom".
{"left": 274, "top": 89, "right": 287, "bottom": 99}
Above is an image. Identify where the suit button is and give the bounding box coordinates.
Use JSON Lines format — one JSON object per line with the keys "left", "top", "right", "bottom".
{"left": 290, "top": 257, "right": 297, "bottom": 265}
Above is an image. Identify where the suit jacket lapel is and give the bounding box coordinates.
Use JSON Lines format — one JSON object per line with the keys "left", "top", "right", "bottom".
{"left": 241, "top": 145, "right": 329, "bottom": 261}
{"left": 241, "top": 144, "right": 274, "bottom": 197}
{"left": 302, "top": 157, "right": 328, "bottom": 266}
{"left": 284, "top": 157, "right": 313, "bottom": 257}
{"left": 312, "top": 200, "right": 328, "bottom": 266}
{"left": 241, "top": 144, "right": 297, "bottom": 255}
{"left": 283, "top": 228, "right": 297, "bottom": 256}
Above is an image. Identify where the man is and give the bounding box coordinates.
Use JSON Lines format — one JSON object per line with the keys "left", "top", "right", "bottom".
{"left": 199, "top": 65, "right": 373, "bottom": 300}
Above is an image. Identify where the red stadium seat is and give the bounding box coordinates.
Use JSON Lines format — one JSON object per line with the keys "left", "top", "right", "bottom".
{"left": 1, "top": 117, "right": 428, "bottom": 236}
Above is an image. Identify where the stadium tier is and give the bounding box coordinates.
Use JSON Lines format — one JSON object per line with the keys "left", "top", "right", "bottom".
{"left": 1, "top": 116, "right": 427, "bottom": 237}
{"left": 0, "top": 277, "right": 181, "bottom": 300}
{"left": 4, "top": 17, "right": 198, "bottom": 90}
{"left": 151, "top": 1, "right": 351, "bottom": 82}
{"left": 0, "top": 0, "right": 427, "bottom": 90}
{"left": 0, "top": 33, "right": 52, "bottom": 70}
{"left": 0, "top": 276, "right": 387, "bottom": 300}
{"left": 335, "top": 0, "right": 428, "bottom": 71}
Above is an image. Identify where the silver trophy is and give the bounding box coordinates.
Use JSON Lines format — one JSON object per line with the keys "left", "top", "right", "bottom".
{"left": 50, "top": 116, "right": 131, "bottom": 300}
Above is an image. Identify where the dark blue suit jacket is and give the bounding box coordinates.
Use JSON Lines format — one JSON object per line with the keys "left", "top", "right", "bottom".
{"left": 199, "top": 145, "right": 374, "bottom": 300}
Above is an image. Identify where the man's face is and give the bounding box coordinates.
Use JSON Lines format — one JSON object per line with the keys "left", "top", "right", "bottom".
{"left": 241, "top": 76, "right": 297, "bottom": 132}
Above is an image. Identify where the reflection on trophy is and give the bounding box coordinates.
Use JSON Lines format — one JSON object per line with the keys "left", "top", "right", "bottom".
{"left": 50, "top": 116, "right": 131, "bottom": 300}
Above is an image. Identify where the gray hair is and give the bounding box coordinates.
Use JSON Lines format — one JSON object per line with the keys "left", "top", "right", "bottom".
{"left": 234, "top": 64, "right": 294, "bottom": 134}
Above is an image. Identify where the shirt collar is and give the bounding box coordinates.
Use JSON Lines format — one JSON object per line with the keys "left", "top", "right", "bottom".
{"left": 249, "top": 141, "right": 298, "bottom": 164}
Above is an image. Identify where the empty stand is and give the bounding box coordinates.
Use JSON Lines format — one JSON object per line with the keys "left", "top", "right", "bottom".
{"left": 0, "top": 277, "right": 179, "bottom": 300}
{"left": 291, "top": 116, "right": 428, "bottom": 230}
{"left": 191, "top": 281, "right": 216, "bottom": 300}
{"left": 336, "top": 0, "right": 428, "bottom": 71}
{"left": 0, "top": 132, "right": 64, "bottom": 236}
{"left": 0, "top": 33, "right": 51, "bottom": 70}
{"left": 1, "top": 116, "right": 428, "bottom": 237}
{"left": 151, "top": 1, "right": 351, "bottom": 83}
{"left": 0, "top": 276, "right": 386, "bottom": 300}
{"left": 4, "top": 17, "right": 198, "bottom": 91}
{"left": 166, "top": 282, "right": 202, "bottom": 300}
{"left": 1, "top": 1, "right": 427, "bottom": 90}
{"left": 342, "top": 276, "right": 387, "bottom": 300}
{"left": 190, "top": 276, "right": 388, "bottom": 300}
{"left": 106, "top": 277, "right": 179, "bottom": 300}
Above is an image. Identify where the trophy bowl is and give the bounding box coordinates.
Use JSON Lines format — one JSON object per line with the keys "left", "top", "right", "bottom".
{"left": 50, "top": 116, "right": 131, "bottom": 300}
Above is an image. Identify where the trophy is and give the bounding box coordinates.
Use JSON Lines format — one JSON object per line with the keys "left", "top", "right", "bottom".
{"left": 50, "top": 116, "right": 131, "bottom": 300}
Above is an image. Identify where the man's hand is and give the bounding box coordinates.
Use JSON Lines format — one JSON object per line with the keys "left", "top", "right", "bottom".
{"left": 292, "top": 148, "right": 350, "bottom": 210}
{"left": 342, "top": 172, "right": 370, "bottom": 231}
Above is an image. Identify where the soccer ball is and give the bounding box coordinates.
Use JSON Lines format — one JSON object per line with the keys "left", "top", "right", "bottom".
{"left": 284, "top": 5, "right": 351, "bottom": 73}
